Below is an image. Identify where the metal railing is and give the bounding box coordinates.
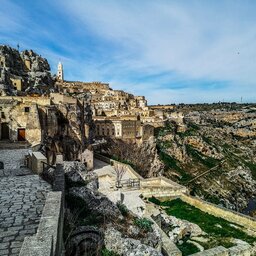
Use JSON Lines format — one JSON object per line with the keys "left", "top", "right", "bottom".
{"left": 115, "top": 178, "right": 140, "bottom": 189}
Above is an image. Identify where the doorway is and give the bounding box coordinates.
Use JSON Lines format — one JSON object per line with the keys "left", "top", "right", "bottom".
{"left": 1, "top": 123, "right": 9, "bottom": 140}
{"left": 18, "top": 128, "right": 26, "bottom": 141}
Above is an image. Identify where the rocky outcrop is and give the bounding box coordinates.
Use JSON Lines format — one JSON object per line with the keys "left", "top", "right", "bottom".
{"left": 157, "top": 106, "right": 256, "bottom": 215}
{"left": 184, "top": 136, "right": 223, "bottom": 160}
{"left": 102, "top": 137, "right": 164, "bottom": 178}
{"left": 69, "top": 186, "right": 122, "bottom": 220}
{"left": 64, "top": 161, "right": 98, "bottom": 190}
{"left": 155, "top": 213, "right": 203, "bottom": 243}
{"left": 104, "top": 226, "right": 162, "bottom": 256}
{"left": 0, "top": 45, "right": 54, "bottom": 95}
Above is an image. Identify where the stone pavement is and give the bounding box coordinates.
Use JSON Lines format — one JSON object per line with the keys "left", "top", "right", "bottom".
{"left": 0, "top": 175, "right": 52, "bottom": 256}
{"left": 0, "top": 148, "right": 52, "bottom": 256}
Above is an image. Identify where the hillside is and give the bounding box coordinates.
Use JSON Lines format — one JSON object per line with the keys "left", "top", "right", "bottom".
{"left": 156, "top": 103, "right": 256, "bottom": 215}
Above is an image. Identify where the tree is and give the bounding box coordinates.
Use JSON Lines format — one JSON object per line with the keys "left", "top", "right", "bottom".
{"left": 114, "top": 163, "right": 126, "bottom": 188}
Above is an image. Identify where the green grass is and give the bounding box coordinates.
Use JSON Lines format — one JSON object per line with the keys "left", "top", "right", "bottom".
{"left": 177, "top": 122, "right": 200, "bottom": 138}
{"left": 158, "top": 151, "right": 193, "bottom": 183}
{"left": 243, "top": 160, "right": 256, "bottom": 180}
{"left": 177, "top": 241, "right": 199, "bottom": 256}
{"left": 153, "top": 198, "right": 256, "bottom": 245}
{"left": 134, "top": 217, "right": 153, "bottom": 232}
{"left": 101, "top": 249, "right": 119, "bottom": 256}
{"left": 201, "top": 136, "right": 212, "bottom": 145}
{"left": 186, "top": 145, "right": 220, "bottom": 168}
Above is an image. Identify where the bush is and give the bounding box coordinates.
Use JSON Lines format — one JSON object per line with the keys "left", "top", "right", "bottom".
{"left": 116, "top": 201, "right": 129, "bottom": 217}
{"left": 134, "top": 217, "right": 153, "bottom": 232}
{"left": 148, "top": 196, "right": 161, "bottom": 205}
{"left": 101, "top": 248, "right": 119, "bottom": 256}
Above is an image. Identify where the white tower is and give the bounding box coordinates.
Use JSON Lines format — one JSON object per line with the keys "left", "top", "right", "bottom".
{"left": 57, "top": 62, "right": 64, "bottom": 81}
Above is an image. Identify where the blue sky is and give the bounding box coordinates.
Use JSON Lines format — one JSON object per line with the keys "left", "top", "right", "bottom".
{"left": 1, "top": 0, "right": 256, "bottom": 104}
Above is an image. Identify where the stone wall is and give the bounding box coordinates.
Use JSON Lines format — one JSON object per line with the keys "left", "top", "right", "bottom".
{"left": 180, "top": 194, "right": 256, "bottom": 232}
{"left": 19, "top": 191, "right": 63, "bottom": 256}
{"left": 19, "top": 164, "right": 65, "bottom": 256}
{"left": 190, "top": 244, "right": 251, "bottom": 256}
{"left": 27, "top": 151, "right": 47, "bottom": 174}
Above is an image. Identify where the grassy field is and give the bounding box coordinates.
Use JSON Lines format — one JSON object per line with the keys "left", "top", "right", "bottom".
{"left": 149, "top": 197, "right": 256, "bottom": 255}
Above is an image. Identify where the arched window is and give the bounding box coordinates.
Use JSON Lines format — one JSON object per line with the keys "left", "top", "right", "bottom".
{"left": 0, "top": 162, "right": 4, "bottom": 169}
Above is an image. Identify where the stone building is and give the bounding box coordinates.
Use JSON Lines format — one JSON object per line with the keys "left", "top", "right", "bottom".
{"left": 57, "top": 62, "right": 64, "bottom": 81}
{"left": 0, "top": 94, "right": 94, "bottom": 166}
{"left": 0, "top": 98, "right": 42, "bottom": 145}
{"left": 94, "top": 116, "right": 154, "bottom": 141}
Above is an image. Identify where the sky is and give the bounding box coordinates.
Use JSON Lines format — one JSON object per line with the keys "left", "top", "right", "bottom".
{"left": 0, "top": 0, "right": 256, "bottom": 104}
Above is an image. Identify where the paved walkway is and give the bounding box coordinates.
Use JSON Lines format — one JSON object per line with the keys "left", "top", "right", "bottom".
{"left": 0, "top": 148, "right": 52, "bottom": 256}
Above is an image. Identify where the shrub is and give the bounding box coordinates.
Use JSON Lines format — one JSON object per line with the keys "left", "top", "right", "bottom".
{"left": 148, "top": 196, "right": 161, "bottom": 205}
{"left": 116, "top": 201, "right": 129, "bottom": 217}
{"left": 101, "top": 248, "right": 119, "bottom": 256}
{"left": 134, "top": 217, "right": 153, "bottom": 232}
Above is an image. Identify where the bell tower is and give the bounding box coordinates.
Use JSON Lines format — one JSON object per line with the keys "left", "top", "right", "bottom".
{"left": 57, "top": 62, "right": 64, "bottom": 81}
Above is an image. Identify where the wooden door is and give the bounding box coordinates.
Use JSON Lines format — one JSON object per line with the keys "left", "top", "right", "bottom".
{"left": 18, "top": 128, "right": 26, "bottom": 141}
{"left": 1, "top": 123, "right": 9, "bottom": 139}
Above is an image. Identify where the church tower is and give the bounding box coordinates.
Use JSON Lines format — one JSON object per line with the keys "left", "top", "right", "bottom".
{"left": 57, "top": 62, "right": 64, "bottom": 81}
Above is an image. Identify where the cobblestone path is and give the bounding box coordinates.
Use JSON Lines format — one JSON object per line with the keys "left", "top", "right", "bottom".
{"left": 0, "top": 174, "right": 52, "bottom": 256}
{"left": 0, "top": 148, "right": 52, "bottom": 255}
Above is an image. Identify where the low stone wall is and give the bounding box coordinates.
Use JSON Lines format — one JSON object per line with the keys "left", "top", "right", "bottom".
{"left": 19, "top": 191, "right": 63, "bottom": 256}
{"left": 181, "top": 194, "right": 256, "bottom": 232}
{"left": 94, "top": 153, "right": 111, "bottom": 164}
{"left": 27, "top": 151, "right": 47, "bottom": 174}
{"left": 19, "top": 164, "right": 65, "bottom": 256}
{"left": 95, "top": 153, "right": 187, "bottom": 197}
{"left": 190, "top": 244, "right": 251, "bottom": 256}
{"left": 142, "top": 186, "right": 187, "bottom": 198}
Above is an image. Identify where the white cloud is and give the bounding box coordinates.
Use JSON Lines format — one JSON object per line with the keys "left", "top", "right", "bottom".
{"left": 59, "top": 0, "right": 256, "bottom": 86}
{"left": 1, "top": 0, "right": 256, "bottom": 103}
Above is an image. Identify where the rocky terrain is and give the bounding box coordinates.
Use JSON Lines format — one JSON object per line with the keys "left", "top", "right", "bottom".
{"left": 99, "top": 137, "right": 164, "bottom": 178}
{"left": 60, "top": 162, "right": 163, "bottom": 256}
{"left": 0, "top": 45, "right": 54, "bottom": 95}
{"left": 156, "top": 103, "right": 256, "bottom": 215}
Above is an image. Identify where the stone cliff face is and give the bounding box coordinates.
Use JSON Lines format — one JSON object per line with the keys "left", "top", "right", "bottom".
{"left": 100, "top": 137, "right": 164, "bottom": 178}
{"left": 39, "top": 101, "right": 93, "bottom": 165}
{"left": 0, "top": 45, "right": 54, "bottom": 95}
{"left": 156, "top": 105, "right": 256, "bottom": 215}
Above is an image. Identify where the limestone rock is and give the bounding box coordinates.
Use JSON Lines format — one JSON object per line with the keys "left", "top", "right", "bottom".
{"left": 141, "top": 225, "right": 162, "bottom": 250}
{"left": 0, "top": 45, "right": 54, "bottom": 95}
{"left": 69, "top": 187, "right": 122, "bottom": 220}
{"left": 104, "top": 227, "right": 162, "bottom": 256}
{"left": 64, "top": 161, "right": 86, "bottom": 183}
{"left": 102, "top": 137, "right": 164, "bottom": 178}
{"left": 63, "top": 161, "right": 98, "bottom": 189}
{"left": 157, "top": 213, "right": 203, "bottom": 243}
